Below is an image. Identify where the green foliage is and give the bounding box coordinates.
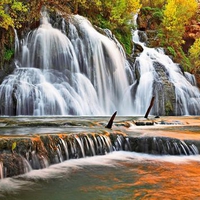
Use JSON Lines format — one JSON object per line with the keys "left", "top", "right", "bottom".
{"left": 152, "top": 8, "right": 163, "bottom": 20}
{"left": 140, "top": 0, "right": 166, "bottom": 7}
{"left": 155, "top": 0, "right": 198, "bottom": 71}
{"left": 4, "top": 48, "right": 14, "bottom": 61}
{"left": 159, "top": 0, "right": 198, "bottom": 48}
{"left": 179, "top": 48, "right": 192, "bottom": 71}
{"left": 167, "top": 46, "right": 176, "bottom": 57}
{"left": 115, "top": 29, "right": 133, "bottom": 54}
{"left": 141, "top": 6, "right": 163, "bottom": 26}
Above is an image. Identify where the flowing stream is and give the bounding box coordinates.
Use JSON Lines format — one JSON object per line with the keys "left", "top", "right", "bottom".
{"left": 0, "top": 116, "right": 200, "bottom": 199}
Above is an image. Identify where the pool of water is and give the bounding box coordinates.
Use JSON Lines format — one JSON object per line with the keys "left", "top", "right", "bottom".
{"left": 1, "top": 151, "right": 200, "bottom": 200}
{"left": 0, "top": 116, "right": 200, "bottom": 199}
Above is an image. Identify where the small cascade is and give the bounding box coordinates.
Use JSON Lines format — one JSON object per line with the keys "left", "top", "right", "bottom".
{"left": 0, "top": 132, "right": 200, "bottom": 178}
{"left": 59, "top": 138, "right": 69, "bottom": 160}
{"left": 14, "top": 28, "right": 20, "bottom": 57}
{"left": 128, "top": 136, "right": 199, "bottom": 155}
{"left": 19, "top": 155, "right": 32, "bottom": 173}
{"left": 0, "top": 132, "right": 130, "bottom": 178}
{"left": 83, "top": 135, "right": 96, "bottom": 156}
{"left": 184, "top": 72, "right": 197, "bottom": 86}
{"left": 75, "top": 136, "right": 85, "bottom": 158}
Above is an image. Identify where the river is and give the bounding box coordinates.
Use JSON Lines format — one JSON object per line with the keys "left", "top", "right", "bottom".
{"left": 0, "top": 116, "right": 200, "bottom": 199}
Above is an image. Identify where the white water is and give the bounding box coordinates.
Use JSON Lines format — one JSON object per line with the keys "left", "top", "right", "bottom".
{"left": 132, "top": 30, "right": 200, "bottom": 115}
{"left": 0, "top": 13, "right": 133, "bottom": 116}
{"left": 0, "top": 13, "right": 200, "bottom": 116}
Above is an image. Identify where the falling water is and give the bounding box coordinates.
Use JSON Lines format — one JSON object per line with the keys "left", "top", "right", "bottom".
{"left": 0, "top": 132, "right": 199, "bottom": 178}
{"left": 0, "top": 162, "right": 3, "bottom": 179}
{"left": 0, "top": 12, "right": 133, "bottom": 116}
{"left": 132, "top": 30, "right": 200, "bottom": 115}
{"left": 0, "top": 12, "right": 200, "bottom": 116}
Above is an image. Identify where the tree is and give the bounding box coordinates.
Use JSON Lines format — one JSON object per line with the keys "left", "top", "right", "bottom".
{"left": 140, "top": 0, "right": 165, "bottom": 7}
{"left": 189, "top": 38, "right": 200, "bottom": 73}
{"left": 0, "top": 0, "right": 27, "bottom": 29}
{"left": 160, "top": 0, "right": 198, "bottom": 49}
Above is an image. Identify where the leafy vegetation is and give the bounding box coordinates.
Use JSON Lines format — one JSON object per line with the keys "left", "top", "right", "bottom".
{"left": 140, "top": 0, "right": 165, "bottom": 7}
{"left": 158, "top": 0, "right": 198, "bottom": 70}
{"left": 140, "top": 0, "right": 199, "bottom": 72}
{"left": 0, "top": 0, "right": 199, "bottom": 74}
{"left": 0, "top": 0, "right": 28, "bottom": 29}
{"left": 4, "top": 48, "right": 14, "bottom": 61}
{"left": 160, "top": 0, "right": 197, "bottom": 48}
{"left": 189, "top": 38, "right": 200, "bottom": 73}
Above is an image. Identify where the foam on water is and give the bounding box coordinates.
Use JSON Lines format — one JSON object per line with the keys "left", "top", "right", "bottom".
{"left": 1, "top": 151, "right": 200, "bottom": 197}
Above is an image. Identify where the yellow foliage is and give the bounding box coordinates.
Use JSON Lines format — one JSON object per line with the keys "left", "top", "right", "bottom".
{"left": 161, "top": 0, "right": 198, "bottom": 48}
{"left": 189, "top": 38, "right": 200, "bottom": 72}
{"left": 0, "top": 0, "right": 27, "bottom": 29}
{"left": 108, "top": 0, "right": 141, "bottom": 25}
{"left": 140, "top": 0, "right": 165, "bottom": 7}
{"left": 11, "top": 141, "right": 17, "bottom": 152}
{"left": 126, "top": 0, "right": 142, "bottom": 13}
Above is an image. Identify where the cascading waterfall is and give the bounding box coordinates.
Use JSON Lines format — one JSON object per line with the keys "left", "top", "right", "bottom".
{"left": 0, "top": 12, "right": 200, "bottom": 116}
{"left": 132, "top": 30, "right": 200, "bottom": 115}
{"left": 0, "top": 12, "right": 133, "bottom": 116}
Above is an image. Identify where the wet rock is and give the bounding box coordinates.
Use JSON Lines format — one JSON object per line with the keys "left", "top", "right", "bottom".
{"left": 135, "top": 121, "right": 154, "bottom": 126}
{"left": 153, "top": 62, "right": 176, "bottom": 116}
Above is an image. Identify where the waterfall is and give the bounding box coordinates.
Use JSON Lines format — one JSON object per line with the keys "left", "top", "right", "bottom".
{"left": 0, "top": 13, "right": 133, "bottom": 116}
{"left": 132, "top": 30, "right": 200, "bottom": 115}
{"left": 0, "top": 133, "right": 131, "bottom": 178}
{"left": 0, "top": 12, "right": 200, "bottom": 116}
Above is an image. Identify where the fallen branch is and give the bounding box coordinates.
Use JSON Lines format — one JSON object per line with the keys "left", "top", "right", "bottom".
{"left": 105, "top": 111, "right": 117, "bottom": 129}
{"left": 144, "top": 96, "right": 155, "bottom": 118}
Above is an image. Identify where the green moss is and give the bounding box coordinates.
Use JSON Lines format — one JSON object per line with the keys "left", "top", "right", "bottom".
{"left": 4, "top": 48, "right": 14, "bottom": 61}
{"left": 115, "top": 29, "right": 133, "bottom": 55}
{"left": 165, "top": 101, "right": 173, "bottom": 116}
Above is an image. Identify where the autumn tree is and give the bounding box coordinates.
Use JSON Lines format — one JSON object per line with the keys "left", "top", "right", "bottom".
{"left": 159, "top": 0, "right": 198, "bottom": 51}
{"left": 189, "top": 38, "right": 200, "bottom": 73}
{"left": 0, "top": 0, "right": 27, "bottom": 29}
{"left": 140, "top": 0, "right": 165, "bottom": 7}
